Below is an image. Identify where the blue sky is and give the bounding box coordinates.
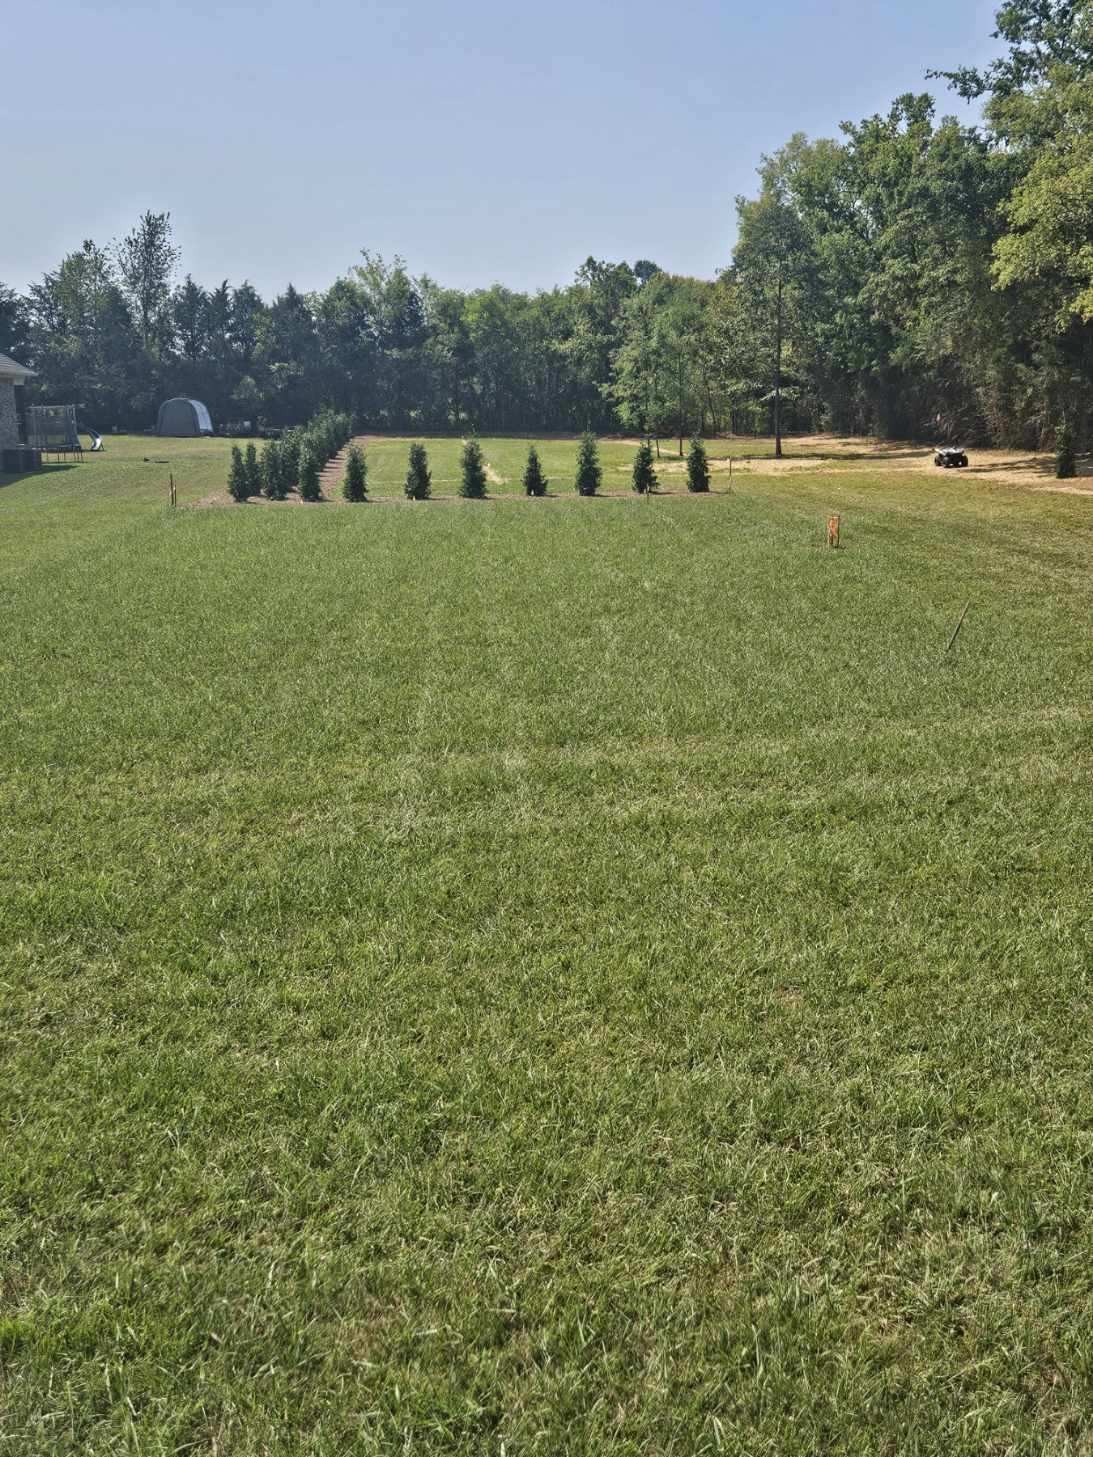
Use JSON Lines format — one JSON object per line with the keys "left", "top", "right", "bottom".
{"left": 3, "top": 0, "right": 1001, "bottom": 300}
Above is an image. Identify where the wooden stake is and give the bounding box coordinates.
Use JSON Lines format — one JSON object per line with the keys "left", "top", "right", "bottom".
{"left": 826, "top": 513, "right": 840, "bottom": 548}
{"left": 945, "top": 601, "right": 971, "bottom": 653}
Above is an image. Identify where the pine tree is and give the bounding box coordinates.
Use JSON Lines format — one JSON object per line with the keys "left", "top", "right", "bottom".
{"left": 343, "top": 444, "right": 368, "bottom": 502}
{"left": 299, "top": 444, "right": 322, "bottom": 501}
{"left": 686, "top": 437, "right": 710, "bottom": 493}
{"left": 460, "top": 437, "right": 488, "bottom": 498}
{"left": 575, "top": 432, "right": 601, "bottom": 496}
{"left": 632, "top": 439, "right": 657, "bottom": 494}
{"left": 405, "top": 442, "right": 432, "bottom": 500}
{"left": 227, "top": 445, "right": 249, "bottom": 502}
{"left": 523, "top": 445, "right": 547, "bottom": 496}
{"left": 244, "top": 441, "right": 262, "bottom": 497}
{"left": 1056, "top": 419, "right": 1076, "bottom": 479}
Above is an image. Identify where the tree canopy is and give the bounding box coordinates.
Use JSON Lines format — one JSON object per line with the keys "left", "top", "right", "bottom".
{"left": 7, "top": 2, "right": 1092, "bottom": 451}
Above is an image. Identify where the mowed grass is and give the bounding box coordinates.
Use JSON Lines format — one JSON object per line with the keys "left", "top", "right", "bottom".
{"left": 0, "top": 435, "right": 255, "bottom": 574}
{"left": 2, "top": 440, "right": 1093, "bottom": 1455}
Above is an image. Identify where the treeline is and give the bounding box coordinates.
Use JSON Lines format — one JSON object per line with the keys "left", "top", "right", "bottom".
{"left": 0, "top": 239, "right": 730, "bottom": 439}
{"left": 1, "top": 0, "right": 1089, "bottom": 449}
{"left": 730, "top": 0, "right": 1093, "bottom": 451}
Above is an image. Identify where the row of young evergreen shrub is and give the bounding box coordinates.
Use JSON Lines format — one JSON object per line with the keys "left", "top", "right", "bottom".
{"left": 228, "top": 425, "right": 713, "bottom": 503}
{"left": 342, "top": 433, "right": 713, "bottom": 502}
{"left": 227, "top": 407, "right": 352, "bottom": 502}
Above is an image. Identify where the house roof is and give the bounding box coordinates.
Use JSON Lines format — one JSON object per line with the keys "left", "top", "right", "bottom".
{"left": 0, "top": 352, "right": 35, "bottom": 380}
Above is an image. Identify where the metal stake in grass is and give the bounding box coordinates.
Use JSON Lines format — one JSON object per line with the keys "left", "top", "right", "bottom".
{"left": 945, "top": 601, "right": 971, "bottom": 654}
{"left": 168, "top": 472, "right": 176, "bottom": 508}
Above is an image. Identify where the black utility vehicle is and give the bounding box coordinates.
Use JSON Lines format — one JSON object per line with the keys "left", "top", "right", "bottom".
{"left": 934, "top": 446, "right": 968, "bottom": 468}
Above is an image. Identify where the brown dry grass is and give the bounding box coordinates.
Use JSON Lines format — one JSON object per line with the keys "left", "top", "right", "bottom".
{"left": 715, "top": 434, "right": 1093, "bottom": 491}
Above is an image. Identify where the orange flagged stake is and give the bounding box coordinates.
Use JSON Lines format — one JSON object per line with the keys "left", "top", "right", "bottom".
{"left": 826, "top": 513, "right": 840, "bottom": 548}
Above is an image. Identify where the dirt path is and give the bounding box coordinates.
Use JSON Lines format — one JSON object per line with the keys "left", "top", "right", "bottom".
{"left": 319, "top": 443, "right": 350, "bottom": 495}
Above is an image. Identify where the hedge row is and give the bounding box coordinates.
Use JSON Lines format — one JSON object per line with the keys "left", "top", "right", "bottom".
{"left": 227, "top": 408, "right": 352, "bottom": 502}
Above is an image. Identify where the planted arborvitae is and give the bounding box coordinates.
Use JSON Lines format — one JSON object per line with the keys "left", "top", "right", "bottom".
{"left": 299, "top": 444, "right": 322, "bottom": 501}
{"left": 280, "top": 431, "right": 301, "bottom": 491}
{"left": 343, "top": 445, "right": 368, "bottom": 502}
{"left": 228, "top": 444, "right": 249, "bottom": 502}
{"left": 632, "top": 439, "right": 657, "bottom": 494}
{"left": 460, "top": 438, "right": 488, "bottom": 498}
{"left": 687, "top": 436, "right": 710, "bottom": 493}
{"left": 523, "top": 445, "right": 547, "bottom": 496}
{"left": 1056, "top": 419, "right": 1076, "bottom": 479}
{"left": 244, "top": 441, "right": 262, "bottom": 497}
{"left": 405, "top": 442, "right": 432, "bottom": 500}
{"left": 575, "top": 432, "right": 601, "bottom": 496}
{"left": 261, "top": 440, "right": 284, "bottom": 499}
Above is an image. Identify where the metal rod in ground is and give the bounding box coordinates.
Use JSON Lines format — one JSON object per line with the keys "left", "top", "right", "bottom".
{"left": 946, "top": 601, "right": 971, "bottom": 653}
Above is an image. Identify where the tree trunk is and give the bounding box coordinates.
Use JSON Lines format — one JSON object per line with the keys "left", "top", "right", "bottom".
{"left": 678, "top": 351, "right": 685, "bottom": 457}
{"left": 774, "top": 276, "right": 783, "bottom": 459}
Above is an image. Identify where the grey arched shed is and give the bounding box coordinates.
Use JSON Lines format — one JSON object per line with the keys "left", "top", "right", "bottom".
{"left": 157, "top": 397, "right": 213, "bottom": 436}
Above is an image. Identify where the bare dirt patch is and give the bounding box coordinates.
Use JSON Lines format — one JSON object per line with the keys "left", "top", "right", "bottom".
{"left": 719, "top": 434, "right": 1093, "bottom": 491}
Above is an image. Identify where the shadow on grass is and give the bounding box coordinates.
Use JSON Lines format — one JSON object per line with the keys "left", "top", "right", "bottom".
{"left": 962, "top": 454, "right": 1093, "bottom": 480}
{"left": 808, "top": 447, "right": 927, "bottom": 462}
{"left": 0, "top": 463, "right": 79, "bottom": 489}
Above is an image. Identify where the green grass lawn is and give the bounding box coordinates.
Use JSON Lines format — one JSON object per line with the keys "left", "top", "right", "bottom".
{"left": 2, "top": 438, "right": 1093, "bottom": 1454}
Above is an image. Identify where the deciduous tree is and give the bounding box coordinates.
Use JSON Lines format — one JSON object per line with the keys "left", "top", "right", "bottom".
{"left": 115, "top": 211, "right": 179, "bottom": 355}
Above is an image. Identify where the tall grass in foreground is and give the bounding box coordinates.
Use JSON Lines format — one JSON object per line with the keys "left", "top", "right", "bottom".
{"left": 1, "top": 448, "right": 1093, "bottom": 1452}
